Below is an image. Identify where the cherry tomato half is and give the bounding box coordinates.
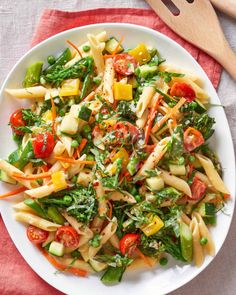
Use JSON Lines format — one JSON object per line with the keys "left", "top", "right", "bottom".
{"left": 33, "top": 132, "right": 55, "bottom": 159}
{"left": 113, "top": 54, "right": 137, "bottom": 76}
{"left": 190, "top": 176, "right": 207, "bottom": 200}
{"left": 27, "top": 225, "right": 49, "bottom": 244}
{"left": 184, "top": 127, "right": 204, "bottom": 152}
{"left": 170, "top": 82, "right": 196, "bottom": 102}
{"left": 55, "top": 226, "right": 80, "bottom": 248}
{"left": 9, "top": 109, "right": 26, "bottom": 135}
{"left": 113, "top": 121, "right": 140, "bottom": 145}
{"left": 119, "top": 233, "right": 141, "bottom": 256}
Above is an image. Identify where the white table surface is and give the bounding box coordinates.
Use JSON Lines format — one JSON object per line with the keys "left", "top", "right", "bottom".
{"left": 0, "top": 1, "right": 235, "bottom": 294}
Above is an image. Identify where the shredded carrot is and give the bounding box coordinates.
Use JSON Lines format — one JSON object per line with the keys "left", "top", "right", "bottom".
{"left": 55, "top": 156, "right": 96, "bottom": 165}
{"left": 112, "top": 36, "right": 124, "bottom": 55}
{"left": 50, "top": 95, "right": 57, "bottom": 135}
{"left": 0, "top": 187, "right": 26, "bottom": 199}
{"left": 208, "top": 196, "right": 224, "bottom": 203}
{"left": 152, "top": 97, "right": 186, "bottom": 133}
{"left": 66, "top": 39, "right": 82, "bottom": 58}
{"left": 37, "top": 245, "right": 87, "bottom": 277}
{"left": 136, "top": 248, "right": 153, "bottom": 267}
{"left": 83, "top": 91, "right": 96, "bottom": 102}
{"left": 224, "top": 194, "right": 231, "bottom": 200}
{"left": 103, "top": 54, "right": 114, "bottom": 59}
{"left": 107, "top": 200, "right": 113, "bottom": 219}
{"left": 12, "top": 172, "right": 52, "bottom": 180}
{"left": 78, "top": 138, "right": 88, "bottom": 154}
{"left": 144, "top": 95, "right": 162, "bottom": 144}
{"left": 73, "top": 138, "right": 88, "bottom": 159}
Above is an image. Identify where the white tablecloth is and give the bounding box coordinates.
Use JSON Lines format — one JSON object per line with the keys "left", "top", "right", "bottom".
{"left": 0, "top": 1, "right": 235, "bottom": 294}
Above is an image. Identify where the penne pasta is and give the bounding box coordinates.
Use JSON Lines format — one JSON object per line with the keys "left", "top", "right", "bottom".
{"left": 5, "top": 86, "right": 46, "bottom": 99}
{"left": 87, "top": 33, "right": 105, "bottom": 75}
{"left": 24, "top": 184, "right": 54, "bottom": 199}
{"left": 102, "top": 58, "right": 115, "bottom": 103}
{"left": 13, "top": 201, "right": 35, "bottom": 214}
{"left": 192, "top": 212, "right": 215, "bottom": 256}
{"left": 57, "top": 257, "right": 94, "bottom": 273}
{"left": 136, "top": 86, "right": 155, "bottom": 118}
{"left": 137, "top": 137, "right": 170, "bottom": 177}
{"left": 161, "top": 170, "right": 192, "bottom": 197}
{"left": 94, "top": 179, "right": 108, "bottom": 217}
{"left": 196, "top": 154, "right": 229, "bottom": 194}
{"left": 136, "top": 109, "right": 149, "bottom": 129}
{"left": 88, "top": 217, "right": 117, "bottom": 259}
{"left": 107, "top": 190, "right": 136, "bottom": 204}
{"left": 0, "top": 159, "right": 38, "bottom": 189}
{"left": 14, "top": 212, "right": 61, "bottom": 231}
{"left": 109, "top": 233, "right": 120, "bottom": 249}
{"left": 189, "top": 217, "right": 205, "bottom": 267}
{"left": 90, "top": 216, "right": 104, "bottom": 234}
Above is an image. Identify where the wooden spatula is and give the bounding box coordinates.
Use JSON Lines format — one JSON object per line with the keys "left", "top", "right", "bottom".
{"left": 210, "top": 0, "right": 236, "bottom": 20}
{"left": 146, "top": 0, "right": 236, "bottom": 81}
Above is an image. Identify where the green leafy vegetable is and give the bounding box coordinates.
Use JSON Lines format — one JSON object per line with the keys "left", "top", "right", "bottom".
{"left": 89, "top": 234, "right": 101, "bottom": 248}
{"left": 165, "top": 126, "right": 184, "bottom": 163}
{"left": 117, "top": 101, "right": 137, "bottom": 123}
{"left": 181, "top": 112, "right": 215, "bottom": 140}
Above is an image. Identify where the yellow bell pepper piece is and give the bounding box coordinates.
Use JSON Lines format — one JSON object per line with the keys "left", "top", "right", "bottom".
{"left": 103, "top": 118, "right": 117, "bottom": 128}
{"left": 59, "top": 78, "right": 80, "bottom": 97}
{"left": 129, "top": 43, "right": 151, "bottom": 65}
{"left": 42, "top": 110, "right": 53, "bottom": 123}
{"left": 141, "top": 213, "right": 164, "bottom": 236}
{"left": 51, "top": 171, "right": 67, "bottom": 192}
{"left": 114, "top": 82, "right": 133, "bottom": 101}
{"left": 105, "top": 163, "right": 118, "bottom": 176}
{"left": 111, "top": 148, "right": 129, "bottom": 168}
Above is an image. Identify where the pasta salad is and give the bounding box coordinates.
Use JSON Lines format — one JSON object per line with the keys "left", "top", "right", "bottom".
{"left": 0, "top": 31, "right": 230, "bottom": 284}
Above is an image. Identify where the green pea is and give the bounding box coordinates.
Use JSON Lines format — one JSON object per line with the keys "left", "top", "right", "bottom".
{"left": 200, "top": 237, "right": 208, "bottom": 245}
{"left": 159, "top": 257, "right": 168, "bottom": 266}
{"left": 86, "top": 154, "right": 95, "bottom": 162}
{"left": 47, "top": 55, "right": 56, "bottom": 65}
{"left": 189, "top": 155, "right": 195, "bottom": 163}
{"left": 134, "top": 195, "right": 142, "bottom": 203}
{"left": 83, "top": 125, "right": 91, "bottom": 134}
{"left": 71, "top": 140, "right": 79, "bottom": 148}
{"left": 189, "top": 101, "right": 198, "bottom": 110}
{"left": 164, "top": 76, "right": 172, "bottom": 83}
{"left": 178, "top": 156, "right": 185, "bottom": 165}
{"left": 93, "top": 76, "right": 102, "bottom": 85}
{"left": 83, "top": 45, "right": 91, "bottom": 52}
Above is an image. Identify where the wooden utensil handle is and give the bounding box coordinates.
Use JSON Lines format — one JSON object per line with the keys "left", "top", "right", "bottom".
{"left": 215, "top": 44, "right": 236, "bottom": 81}
{"left": 210, "top": 0, "right": 236, "bottom": 20}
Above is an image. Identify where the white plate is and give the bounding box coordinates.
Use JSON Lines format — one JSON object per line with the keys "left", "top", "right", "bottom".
{"left": 0, "top": 23, "right": 235, "bottom": 295}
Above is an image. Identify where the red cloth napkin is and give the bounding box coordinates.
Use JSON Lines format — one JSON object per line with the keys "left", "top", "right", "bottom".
{"left": 0, "top": 8, "right": 222, "bottom": 295}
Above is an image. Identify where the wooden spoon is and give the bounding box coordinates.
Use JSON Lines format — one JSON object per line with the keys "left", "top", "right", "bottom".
{"left": 210, "top": 0, "right": 236, "bottom": 20}
{"left": 146, "top": 0, "right": 236, "bottom": 81}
